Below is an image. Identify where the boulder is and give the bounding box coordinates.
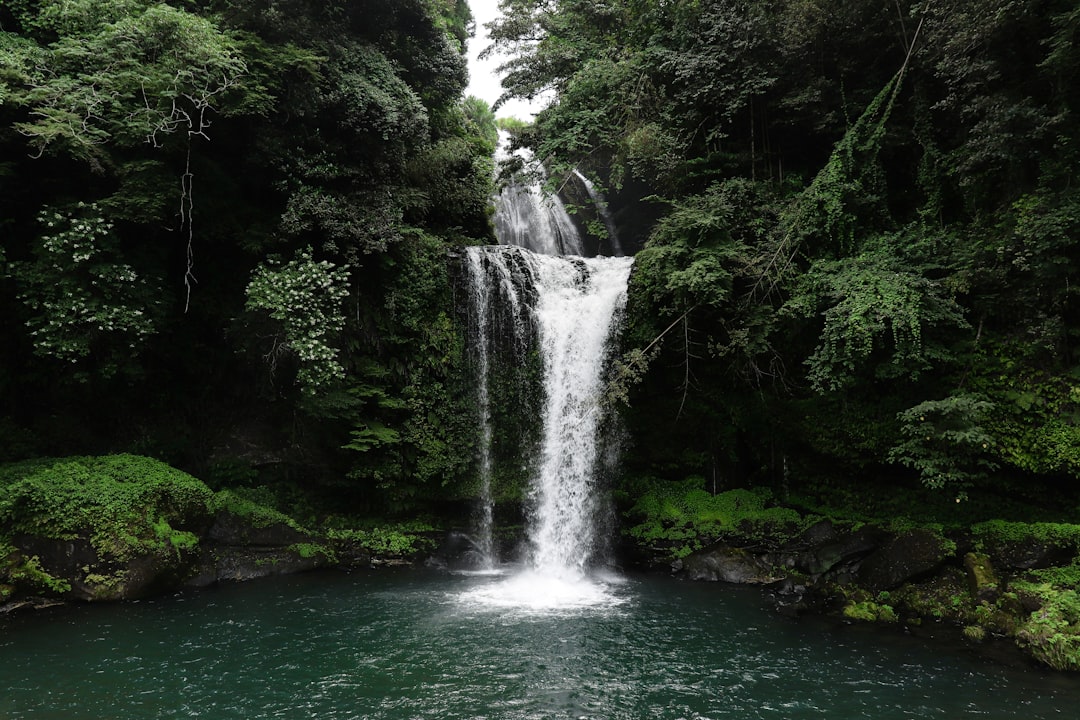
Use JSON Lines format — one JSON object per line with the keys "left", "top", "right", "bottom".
{"left": 185, "top": 545, "right": 332, "bottom": 587}
{"left": 795, "top": 524, "right": 887, "bottom": 576}
{"left": 681, "top": 545, "right": 777, "bottom": 584}
{"left": 983, "top": 539, "right": 1074, "bottom": 571}
{"left": 206, "top": 512, "right": 312, "bottom": 546}
{"left": 12, "top": 534, "right": 197, "bottom": 601}
{"left": 857, "top": 529, "right": 951, "bottom": 591}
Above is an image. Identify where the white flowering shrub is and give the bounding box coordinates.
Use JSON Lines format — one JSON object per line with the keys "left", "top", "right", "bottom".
{"left": 245, "top": 247, "right": 351, "bottom": 394}
{"left": 9, "top": 203, "right": 157, "bottom": 375}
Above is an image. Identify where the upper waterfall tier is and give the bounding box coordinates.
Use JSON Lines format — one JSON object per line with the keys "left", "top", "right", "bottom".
{"left": 492, "top": 131, "right": 584, "bottom": 256}
{"left": 493, "top": 184, "right": 585, "bottom": 256}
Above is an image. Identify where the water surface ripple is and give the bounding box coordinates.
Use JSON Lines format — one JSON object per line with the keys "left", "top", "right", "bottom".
{"left": 1, "top": 570, "right": 1076, "bottom": 718}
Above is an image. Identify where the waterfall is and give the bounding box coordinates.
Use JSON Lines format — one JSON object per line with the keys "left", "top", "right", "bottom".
{"left": 467, "top": 247, "right": 631, "bottom": 571}
{"left": 526, "top": 253, "right": 633, "bottom": 575}
{"left": 465, "top": 182, "right": 632, "bottom": 593}
{"left": 571, "top": 169, "right": 624, "bottom": 257}
{"left": 493, "top": 185, "right": 585, "bottom": 257}
{"left": 492, "top": 133, "right": 584, "bottom": 257}
{"left": 462, "top": 133, "right": 633, "bottom": 609}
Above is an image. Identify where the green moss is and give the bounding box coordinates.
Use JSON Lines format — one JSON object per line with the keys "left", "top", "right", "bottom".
{"left": 894, "top": 568, "right": 971, "bottom": 622}
{"left": 289, "top": 542, "right": 337, "bottom": 564}
{"left": 0, "top": 454, "right": 212, "bottom": 563}
{"left": 843, "top": 600, "right": 898, "bottom": 623}
{"left": 621, "top": 478, "right": 813, "bottom": 559}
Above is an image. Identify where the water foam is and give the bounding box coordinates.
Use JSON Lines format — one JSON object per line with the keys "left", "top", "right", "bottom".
{"left": 457, "top": 569, "right": 626, "bottom": 614}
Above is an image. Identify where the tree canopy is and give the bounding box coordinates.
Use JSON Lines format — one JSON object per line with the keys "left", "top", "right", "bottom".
{"left": 487, "top": 0, "right": 1080, "bottom": 496}
{"left": 4, "top": 0, "right": 1080, "bottom": 518}
{"left": 0, "top": 0, "right": 498, "bottom": 514}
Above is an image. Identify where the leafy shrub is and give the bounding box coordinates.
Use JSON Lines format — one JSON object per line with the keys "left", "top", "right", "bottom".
{"left": 325, "top": 519, "right": 437, "bottom": 556}
{"left": 888, "top": 394, "right": 998, "bottom": 489}
{"left": 7, "top": 203, "right": 159, "bottom": 378}
{"left": 623, "top": 478, "right": 810, "bottom": 557}
{"left": 245, "top": 247, "right": 351, "bottom": 394}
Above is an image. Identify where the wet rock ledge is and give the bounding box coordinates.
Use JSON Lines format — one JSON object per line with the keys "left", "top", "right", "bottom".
{"left": 0, "top": 455, "right": 431, "bottom": 613}
{"left": 626, "top": 508, "right": 1080, "bottom": 673}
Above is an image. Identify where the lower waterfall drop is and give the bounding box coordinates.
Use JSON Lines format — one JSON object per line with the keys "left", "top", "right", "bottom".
{"left": 462, "top": 245, "right": 633, "bottom": 609}
{"left": 526, "top": 252, "right": 633, "bottom": 576}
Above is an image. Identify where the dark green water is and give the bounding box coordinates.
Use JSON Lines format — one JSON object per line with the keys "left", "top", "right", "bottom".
{"left": 1, "top": 569, "right": 1076, "bottom": 718}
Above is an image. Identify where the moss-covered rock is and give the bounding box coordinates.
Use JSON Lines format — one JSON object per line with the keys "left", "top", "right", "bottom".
{"left": 0, "top": 455, "right": 212, "bottom": 602}
{"left": 843, "top": 600, "right": 898, "bottom": 623}
{"left": 681, "top": 544, "right": 779, "bottom": 584}
{"left": 964, "top": 552, "right": 1000, "bottom": 602}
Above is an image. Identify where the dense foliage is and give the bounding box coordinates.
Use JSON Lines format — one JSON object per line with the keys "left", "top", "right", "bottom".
{"left": 0, "top": 0, "right": 500, "bottom": 515}
{"left": 4, "top": 0, "right": 1080, "bottom": 549}
{"left": 487, "top": 0, "right": 1080, "bottom": 502}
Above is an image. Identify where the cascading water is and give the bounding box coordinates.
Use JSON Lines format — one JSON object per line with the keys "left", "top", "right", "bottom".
{"left": 492, "top": 185, "right": 585, "bottom": 256}
{"left": 464, "top": 251, "right": 497, "bottom": 570}
{"left": 463, "top": 145, "right": 633, "bottom": 607}
{"left": 463, "top": 246, "right": 538, "bottom": 569}
{"left": 491, "top": 131, "right": 585, "bottom": 257}
{"left": 571, "top": 169, "right": 624, "bottom": 257}
{"left": 527, "top": 253, "right": 633, "bottom": 575}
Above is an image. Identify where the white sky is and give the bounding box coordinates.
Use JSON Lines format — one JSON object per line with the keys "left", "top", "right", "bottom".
{"left": 464, "top": 0, "right": 547, "bottom": 121}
